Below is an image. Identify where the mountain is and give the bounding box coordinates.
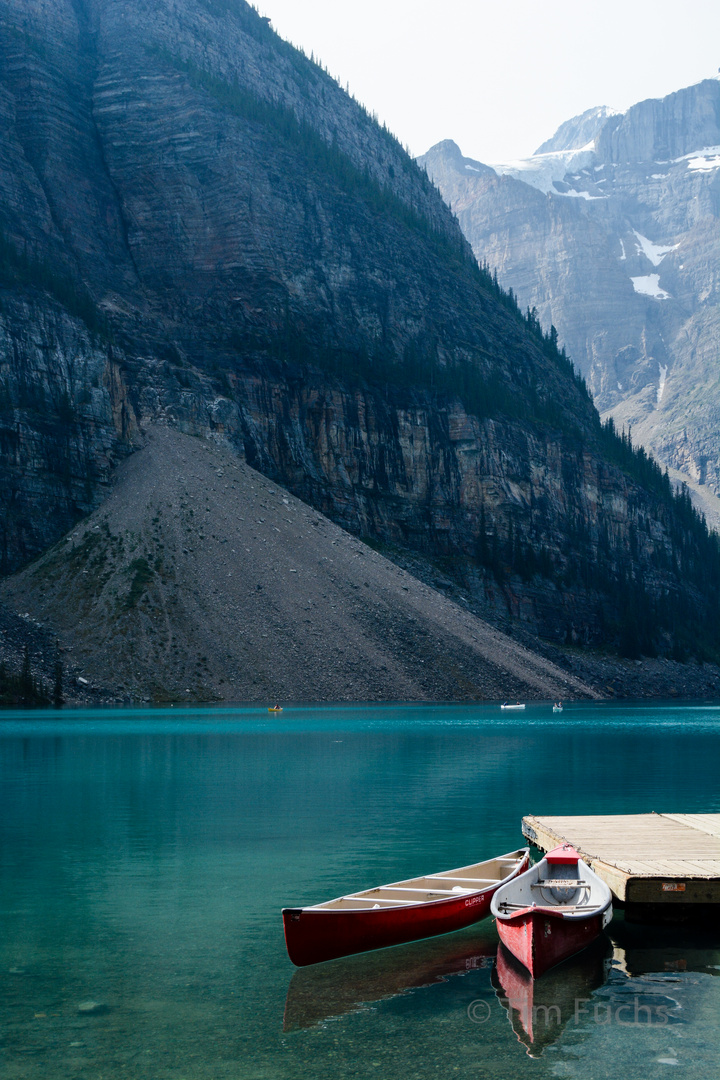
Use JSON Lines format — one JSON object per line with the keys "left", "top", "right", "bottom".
{"left": 4, "top": 426, "right": 717, "bottom": 705}
{"left": 419, "top": 78, "right": 720, "bottom": 526}
{"left": 1, "top": 0, "right": 720, "bottom": 687}
{"left": 534, "top": 107, "right": 617, "bottom": 154}
{"left": 1, "top": 425, "right": 600, "bottom": 703}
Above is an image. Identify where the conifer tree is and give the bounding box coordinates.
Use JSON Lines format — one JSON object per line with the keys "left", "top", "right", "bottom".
{"left": 20, "top": 647, "right": 33, "bottom": 703}
{"left": 53, "top": 659, "right": 64, "bottom": 708}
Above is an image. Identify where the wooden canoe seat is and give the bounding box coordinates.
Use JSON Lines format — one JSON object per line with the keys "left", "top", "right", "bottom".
{"left": 377, "top": 885, "right": 469, "bottom": 895}
{"left": 531, "top": 879, "right": 589, "bottom": 889}
{"left": 339, "top": 896, "right": 424, "bottom": 905}
{"left": 428, "top": 876, "right": 497, "bottom": 885}
{"left": 498, "top": 901, "right": 593, "bottom": 912}
{"left": 538, "top": 903, "right": 594, "bottom": 912}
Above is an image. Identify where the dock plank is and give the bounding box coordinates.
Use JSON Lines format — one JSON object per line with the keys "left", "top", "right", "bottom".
{"left": 522, "top": 813, "right": 720, "bottom": 905}
{"left": 660, "top": 813, "right": 720, "bottom": 839}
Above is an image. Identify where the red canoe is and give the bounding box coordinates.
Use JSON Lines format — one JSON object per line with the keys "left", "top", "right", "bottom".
{"left": 490, "top": 844, "right": 612, "bottom": 978}
{"left": 282, "top": 848, "right": 529, "bottom": 966}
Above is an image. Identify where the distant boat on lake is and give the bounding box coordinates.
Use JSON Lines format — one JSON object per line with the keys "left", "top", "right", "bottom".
{"left": 501, "top": 702, "right": 526, "bottom": 710}
{"left": 282, "top": 848, "right": 529, "bottom": 967}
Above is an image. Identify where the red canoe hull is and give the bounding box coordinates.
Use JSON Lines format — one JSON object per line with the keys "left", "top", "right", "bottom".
{"left": 283, "top": 853, "right": 529, "bottom": 966}
{"left": 496, "top": 907, "right": 603, "bottom": 979}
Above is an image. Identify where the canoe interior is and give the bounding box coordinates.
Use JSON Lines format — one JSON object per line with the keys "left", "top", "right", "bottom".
{"left": 312, "top": 852, "right": 526, "bottom": 911}
{"left": 492, "top": 856, "right": 612, "bottom": 920}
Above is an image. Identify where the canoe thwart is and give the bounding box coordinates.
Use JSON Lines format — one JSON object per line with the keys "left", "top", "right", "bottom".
{"left": 497, "top": 901, "right": 594, "bottom": 912}
{"left": 531, "top": 879, "right": 590, "bottom": 889}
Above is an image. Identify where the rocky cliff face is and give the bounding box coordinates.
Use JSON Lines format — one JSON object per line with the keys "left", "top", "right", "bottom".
{"left": 1, "top": 425, "right": 601, "bottom": 703}
{"left": 1, "top": 1, "right": 719, "bottom": 663}
{"left": 0, "top": 292, "right": 139, "bottom": 572}
{"left": 420, "top": 79, "right": 720, "bottom": 524}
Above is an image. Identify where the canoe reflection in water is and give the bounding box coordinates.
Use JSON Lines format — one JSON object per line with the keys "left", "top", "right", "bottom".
{"left": 492, "top": 938, "right": 613, "bottom": 1057}
{"left": 283, "top": 922, "right": 499, "bottom": 1031}
{"left": 284, "top": 910, "right": 720, "bottom": 1041}
{"left": 493, "top": 911, "right": 720, "bottom": 1058}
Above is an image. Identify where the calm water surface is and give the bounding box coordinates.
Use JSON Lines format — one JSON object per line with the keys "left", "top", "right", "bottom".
{"left": 1, "top": 702, "right": 719, "bottom": 1079}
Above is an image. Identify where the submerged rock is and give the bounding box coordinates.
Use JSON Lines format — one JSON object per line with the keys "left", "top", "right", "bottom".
{"left": 77, "top": 1001, "right": 109, "bottom": 1015}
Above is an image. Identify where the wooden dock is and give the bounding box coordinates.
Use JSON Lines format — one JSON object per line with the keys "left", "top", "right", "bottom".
{"left": 522, "top": 813, "right": 720, "bottom": 906}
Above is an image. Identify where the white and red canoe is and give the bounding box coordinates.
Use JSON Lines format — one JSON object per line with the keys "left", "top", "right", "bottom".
{"left": 490, "top": 844, "right": 612, "bottom": 978}
{"left": 282, "top": 848, "right": 529, "bottom": 967}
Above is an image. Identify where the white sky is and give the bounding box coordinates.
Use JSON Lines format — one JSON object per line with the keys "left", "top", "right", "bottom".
{"left": 256, "top": 0, "right": 720, "bottom": 162}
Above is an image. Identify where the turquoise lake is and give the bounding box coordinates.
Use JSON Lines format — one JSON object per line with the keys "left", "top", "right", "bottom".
{"left": 1, "top": 702, "right": 719, "bottom": 1079}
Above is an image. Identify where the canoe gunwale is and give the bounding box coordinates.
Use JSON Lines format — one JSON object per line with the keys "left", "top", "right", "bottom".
{"left": 491, "top": 853, "right": 612, "bottom": 924}
{"left": 494, "top": 902, "right": 608, "bottom": 922}
{"left": 288, "top": 848, "right": 530, "bottom": 915}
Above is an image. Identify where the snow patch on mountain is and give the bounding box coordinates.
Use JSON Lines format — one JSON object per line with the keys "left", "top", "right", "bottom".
{"left": 631, "top": 275, "right": 672, "bottom": 300}
{"left": 557, "top": 189, "right": 606, "bottom": 201}
{"left": 535, "top": 106, "right": 619, "bottom": 155}
{"left": 488, "top": 146, "right": 597, "bottom": 195}
{"left": 632, "top": 231, "right": 679, "bottom": 266}
{"left": 684, "top": 147, "right": 720, "bottom": 171}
